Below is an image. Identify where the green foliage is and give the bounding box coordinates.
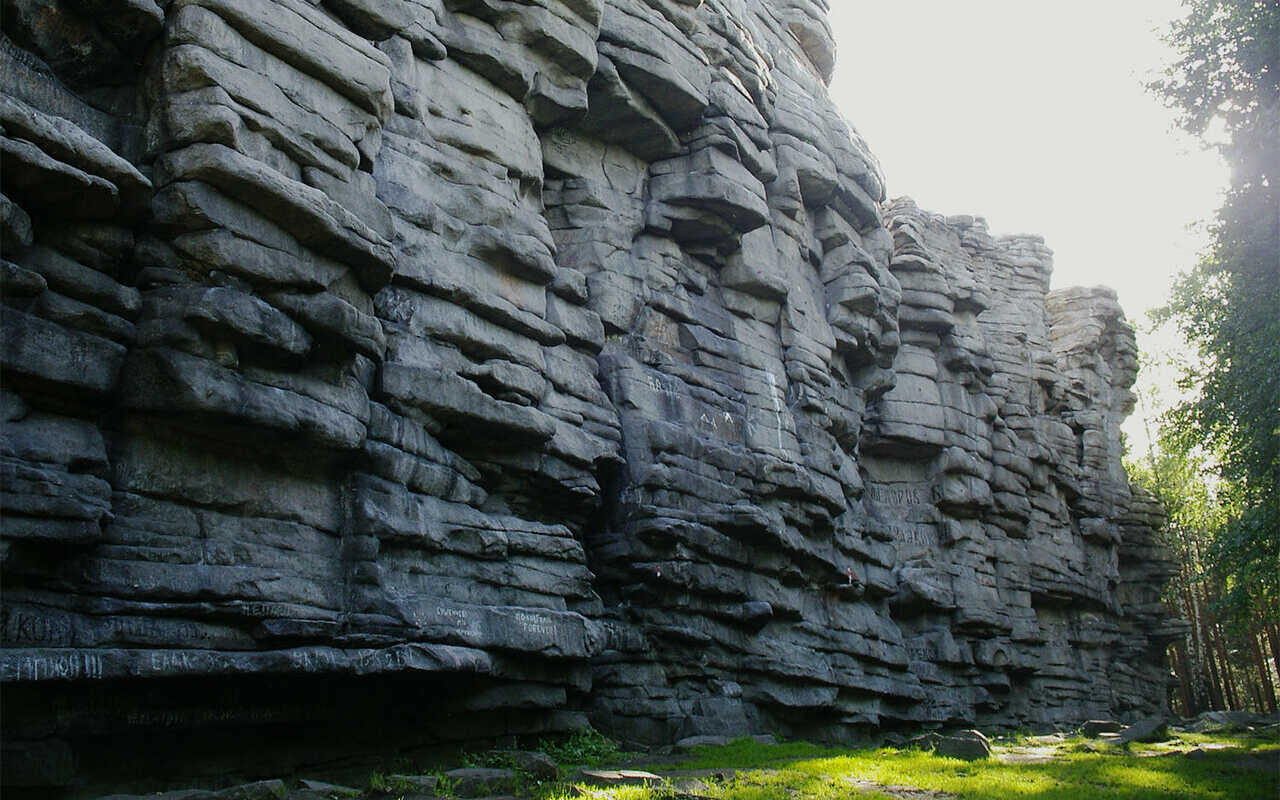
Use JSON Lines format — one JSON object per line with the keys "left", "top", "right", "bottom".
{"left": 538, "top": 727, "right": 624, "bottom": 767}
{"left": 366, "top": 771, "right": 417, "bottom": 797}
{"left": 433, "top": 773, "right": 458, "bottom": 798}
{"left": 459, "top": 750, "right": 493, "bottom": 768}
{"left": 1126, "top": 436, "right": 1236, "bottom": 547}
{"left": 1146, "top": 0, "right": 1280, "bottom": 627}
{"left": 1148, "top": 0, "right": 1280, "bottom": 144}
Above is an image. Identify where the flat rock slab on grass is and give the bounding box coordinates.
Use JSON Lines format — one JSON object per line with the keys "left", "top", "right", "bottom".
{"left": 387, "top": 774, "right": 441, "bottom": 793}
{"left": 444, "top": 768, "right": 517, "bottom": 797}
{"left": 996, "top": 746, "right": 1061, "bottom": 765}
{"left": 658, "top": 769, "right": 740, "bottom": 798}
{"left": 664, "top": 777, "right": 716, "bottom": 798}
{"left": 841, "top": 777, "right": 957, "bottom": 799}
{"left": 298, "top": 779, "right": 362, "bottom": 797}
{"left": 658, "top": 768, "right": 739, "bottom": 780}
{"left": 572, "top": 769, "right": 663, "bottom": 786}
{"left": 1116, "top": 718, "right": 1170, "bottom": 744}
{"left": 1026, "top": 734, "right": 1068, "bottom": 745}
{"left": 567, "top": 788, "right": 670, "bottom": 800}
{"left": 1080, "top": 720, "right": 1124, "bottom": 737}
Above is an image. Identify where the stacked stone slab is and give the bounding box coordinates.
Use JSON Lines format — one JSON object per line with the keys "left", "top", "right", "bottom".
{"left": 1, "top": 0, "right": 1179, "bottom": 790}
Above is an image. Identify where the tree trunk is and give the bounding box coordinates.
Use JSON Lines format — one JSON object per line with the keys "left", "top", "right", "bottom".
{"left": 1267, "top": 623, "right": 1280, "bottom": 690}
{"left": 1192, "top": 584, "right": 1225, "bottom": 710}
{"left": 1195, "top": 574, "right": 1241, "bottom": 711}
{"left": 1254, "top": 629, "right": 1278, "bottom": 712}
{"left": 1172, "top": 638, "right": 1193, "bottom": 715}
{"left": 1192, "top": 594, "right": 1221, "bottom": 710}
{"left": 1212, "top": 620, "right": 1240, "bottom": 709}
{"left": 1246, "top": 675, "right": 1263, "bottom": 711}
{"left": 1166, "top": 593, "right": 1194, "bottom": 715}
{"left": 1182, "top": 586, "right": 1206, "bottom": 710}
{"left": 1183, "top": 589, "right": 1210, "bottom": 714}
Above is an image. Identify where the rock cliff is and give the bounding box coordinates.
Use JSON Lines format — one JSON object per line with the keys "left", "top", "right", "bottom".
{"left": 0, "top": 0, "right": 1180, "bottom": 790}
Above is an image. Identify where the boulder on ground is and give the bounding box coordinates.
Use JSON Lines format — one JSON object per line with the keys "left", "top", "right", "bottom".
{"left": 935, "top": 732, "right": 991, "bottom": 761}
{"left": 1187, "top": 711, "right": 1262, "bottom": 733}
{"left": 298, "top": 779, "right": 361, "bottom": 797}
{"left": 491, "top": 750, "right": 559, "bottom": 781}
{"left": 386, "top": 775, "right": 440, "bottom": 793}
{"left": 1115, "top": 717, "right": 1170, "bottom": 744}
{"left": 1080, "top": 720, "right": 1124, "bottom": 737}
{"left": 443, "top": 767, "right": 517, "bottom": 798}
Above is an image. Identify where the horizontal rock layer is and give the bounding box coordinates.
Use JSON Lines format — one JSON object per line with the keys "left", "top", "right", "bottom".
{"left": 0, "top": 0, "right": 1177, "bottom": 792}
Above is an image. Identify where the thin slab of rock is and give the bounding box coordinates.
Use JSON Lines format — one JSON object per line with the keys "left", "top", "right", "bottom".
{"left": 1080, "top": 720, "right": 1125, "bottom": 737}
{"left": 572, "top": 769, "right": 663, "bottom": 786}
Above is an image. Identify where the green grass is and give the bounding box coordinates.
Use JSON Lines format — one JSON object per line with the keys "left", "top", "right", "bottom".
{"left": 536, "top": 732, "right": 1279, "bottom": 800}
{"left": 538, "top": 727, "right": 631, "bottom": 767}
{"left": 670, "top": 737, "right": 844, "bottom": 769}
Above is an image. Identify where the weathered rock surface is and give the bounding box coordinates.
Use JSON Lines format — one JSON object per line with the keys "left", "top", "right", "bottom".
{"left": 1080, "top": 720, "right": 1125, "bottom": 738}
{"left": 1115, "top": 717, "right": 1171, "bottom": 745}
{"left": 935, "top": 730, "right": 991, "bottom": 761}
{"left": 1, "top": 0, "right": 1179, "bottom": 792}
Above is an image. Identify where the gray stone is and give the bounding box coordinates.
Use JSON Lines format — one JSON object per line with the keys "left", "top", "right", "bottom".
{"left": 297, "top": 779, "right": 361, "bottom": 797}
{"left": 491, "top": 750, "right": 559, "bottom": 781}
{"left": 1080, "top": 720, "right": 1124, "bottom": 737}
{"left": 1186, "top": 710, "right": 1263, "bottom": 733}
{"left": 1116, "top": 717, "right": 1171, "bottom": 744}
{"left": 572, "top": 769, "right": 662, "bottom": 786}
{"left": 0, "top": 193, "right": 33, "bottom": 251}
{"left": 444, "top": 767, "right": 517, "bottom": 797}
{"left": 386, "top": 774, "right": 440, "bottom": 793}
{"left": 907, "top": 732, "right": 942, "bottom": 751}
{"left": 935, "top": 735, "right": 991, "bottom": 761}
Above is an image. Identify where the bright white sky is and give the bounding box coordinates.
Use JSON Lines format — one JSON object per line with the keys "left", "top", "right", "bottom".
{"left": 826, "top": 1, "right": 1230, "bottom": 450}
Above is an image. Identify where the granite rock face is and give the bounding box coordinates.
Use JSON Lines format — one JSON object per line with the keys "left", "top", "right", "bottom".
{"left": 0, "top": 0, "right": 1178, "bottom": 790}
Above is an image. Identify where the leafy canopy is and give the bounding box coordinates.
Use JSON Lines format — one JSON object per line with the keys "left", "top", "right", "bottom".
{"left": 1147, "top": 0, "right": 1280, "bottom": 624}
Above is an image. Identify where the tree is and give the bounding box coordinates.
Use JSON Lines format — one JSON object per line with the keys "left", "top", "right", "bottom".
{"left": 1127, "top": 418, "right": 1278, "bottom": 714}
{"left": 1148, "top": 0, "right": 1280, "bottom": 630}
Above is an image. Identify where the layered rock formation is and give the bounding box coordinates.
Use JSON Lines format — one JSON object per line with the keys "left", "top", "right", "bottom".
{"left": 0, "top": 0, "right": 1180, "bottom": 791}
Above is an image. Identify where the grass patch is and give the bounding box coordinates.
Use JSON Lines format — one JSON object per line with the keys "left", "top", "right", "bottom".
{"left": 538, "top": 727, "right": 630, "bottom": 767}
{"left": 776, "top": 747, "right": 1274, "bottom": 799}
{"left": 672, "top": 737, "right": 844, "bottom": 769}
{"left": 536, "top": 732, "right": 1277, "bottom": 800}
